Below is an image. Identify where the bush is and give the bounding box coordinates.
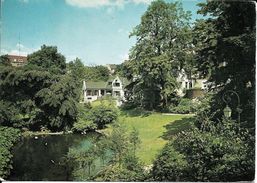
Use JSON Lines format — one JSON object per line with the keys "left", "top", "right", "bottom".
{"left": 72, "top": 120, "right": 97, "bottom": 133}
{"left": 151, "top": 142, "right": 187, "bottom": 181}
{"left": 0, "top": 127, "right": 21, "bottom": 178}
{"left": 151, "top": 119, "right": 254, "bottom": 181}
{"left": 169, "top": 98, "right": 197, "bottom": 114}
{"left": 120, "top": 101, "right": 137, "bottom": 110}
{"left": 89, "top": 106, "right": 118, "bottom": 129}
{"left": 72, "top": 105, "right": 118, "bottom": 132}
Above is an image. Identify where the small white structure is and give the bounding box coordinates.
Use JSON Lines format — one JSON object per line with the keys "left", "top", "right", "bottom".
{"left": 176, "top": 69, "right": 208, "bottom": 96}
{"left": 82, "top": 76, "right": 129, "bottom": 103}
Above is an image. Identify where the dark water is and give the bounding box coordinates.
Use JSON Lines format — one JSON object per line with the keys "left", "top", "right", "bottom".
{"left": 9, "top": 133, "right": 100, "bottom": 181}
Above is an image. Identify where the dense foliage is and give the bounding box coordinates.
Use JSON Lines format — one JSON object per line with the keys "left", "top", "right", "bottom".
{"left": 72, "top": 105, "right": 118, "bottom": 133}
{"left": 0, "top": 46, "right": 80, "bottom": 131}
{"left": 68, "top": 123, "right": 145, "bottom": 181}
{"left": 124, "top": 0, "right": 193, "bottom": 109}
{"left": 151, "top": 118, "right": 254, "bottom": 181}
{"left": 194, "top": 1, "right": 255, "bottom": 130}
{"left": 0, "top": 127, "right": 20, "bottom": 179}
{"left": 168, "top": 98, "right": 197, "bottom": 114}
{"left": 151, "top": 1, "right": 255, "bottom": 181}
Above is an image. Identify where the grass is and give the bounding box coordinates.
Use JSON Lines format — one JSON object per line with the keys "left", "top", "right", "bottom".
{"left": 118, "top": 108, "right": 194, "bottom": 165}
{"left": 91, "top": 98, "right": 116, "bottom": 107}
{"left": 91, "top": 100, "right": 194, "bottom": 165}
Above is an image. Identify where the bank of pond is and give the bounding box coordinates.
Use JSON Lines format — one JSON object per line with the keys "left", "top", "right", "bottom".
{"left": 9, "top": 133, "right": 107, "bottom": 181}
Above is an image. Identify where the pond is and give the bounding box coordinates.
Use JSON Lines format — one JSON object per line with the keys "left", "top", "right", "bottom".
{"left": 9, "top": 133, "right": 102, "bottom": 181}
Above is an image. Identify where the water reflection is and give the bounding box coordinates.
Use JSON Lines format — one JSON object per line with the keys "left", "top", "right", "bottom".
{"left": 9, "top": 133, "right": 99, "bottom": 181}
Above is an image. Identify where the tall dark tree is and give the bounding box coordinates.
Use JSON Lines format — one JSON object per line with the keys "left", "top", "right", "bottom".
{"left": 194, "top": 1, "right": 255, "bottom": 130}
{"left": 126, "top": 0, "right": 192, "bottom": 109}
{"left": 27, "top": 45, "right": 66, "bottom": 74}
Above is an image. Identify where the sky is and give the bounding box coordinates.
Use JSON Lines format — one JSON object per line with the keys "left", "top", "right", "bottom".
{"left": 2, "top": 0, "right": 206, "bottom": 65}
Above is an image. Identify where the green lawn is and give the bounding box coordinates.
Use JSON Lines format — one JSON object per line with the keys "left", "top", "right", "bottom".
{"left": 118, "top": 108, "right": 194, "bottom": 165}
{"left": 91, "top": 98, "right": 116, "bottom": 107}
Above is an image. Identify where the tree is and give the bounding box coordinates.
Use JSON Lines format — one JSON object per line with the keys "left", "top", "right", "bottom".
{"left": 0, "top": 46, "right": 80, "bottom": 131}
{"left": 27, "top": 45, "right": 66, "bottom": 74}
{"left": 35, "top": 74, "right": 80, "bottom": 131}
{"left": 0, "top": 127, "right": 20, "bottom": 179}
{"left": 194, "top": 1, "right": 255, "bottom": 130}
{"left": 151, "top": 118, "right": 254, "bottom": 181}
{"left": 88, "top": 105, "right": 118, "bottom": 129}
{"left": 0, "top": 55, "right": 11, "bottom": 66}
{"left": 84, "top": 65, "right": 110, "bottom": 81}
{"left": 67, "top": 58, "right": 85, "bottom": 83}
{"left": 93, "top": 123, "right": 145, "bottom": 181}
{"left": 126, "top": 0, "right": 192, "bottom": 109}
{"left": 129, "top": 127, "right": 141, "bottom": 157}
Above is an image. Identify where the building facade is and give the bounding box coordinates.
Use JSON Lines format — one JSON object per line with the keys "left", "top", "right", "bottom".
{"left": 82, "top": 76, "right": 129, "bottom": 103}
{"left": 6, "top": 55, "right": 28, "bottom": 67}
{"left": 176, "top": 69, "right": 208, "bottom": 97}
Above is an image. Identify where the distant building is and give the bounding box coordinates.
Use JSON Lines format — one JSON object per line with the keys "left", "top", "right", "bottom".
{"left": 82, "top": 76, "right": 130, "bottom": 104}
{"left": 176, "top": 69, "right": 208, "bottom": 98}
{"left": 6, "top": 55, "right": 28, "bottom": 67}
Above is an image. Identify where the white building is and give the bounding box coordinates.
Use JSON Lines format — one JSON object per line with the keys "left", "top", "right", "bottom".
{"left": 176, "top": 69, "right": 208, "bottom": 96}
{"left": 82, "top": 76, "right": 129, "bottom": 103}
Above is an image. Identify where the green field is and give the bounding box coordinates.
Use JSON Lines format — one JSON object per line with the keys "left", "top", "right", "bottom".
{"left": 119, "top": 109, "right": 194, "bottom": 165}
{"left": 92, "top": 99, "right": 194, "bottom": 165}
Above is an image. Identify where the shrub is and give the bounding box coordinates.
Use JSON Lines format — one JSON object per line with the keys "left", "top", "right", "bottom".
{"left": 169, "top": 98, "right": 197, "bottom": 114}
{"left": 72, "top": 105, "right": 118, "bottom": 132}
{"left": 72, "top": 120, "right": 97, "bottom": 133}
{"left": 120, "top": 101, "right": 137, "bottom": 110}
{"left": 89, "top": 106, "right": 118, "bottom": 129}
{"left": 0, "top": 127, "right": 21, "bottom": 178}
{"left": 151, "top": 119, "right": 254, "bottom": 181}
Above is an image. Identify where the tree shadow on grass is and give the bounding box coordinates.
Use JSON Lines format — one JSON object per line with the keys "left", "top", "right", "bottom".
{"left": 119, "top": 107, "right": 151, "bottom": 117}
{"left": 162, "top": 117, "right": 195, "bottom": 140}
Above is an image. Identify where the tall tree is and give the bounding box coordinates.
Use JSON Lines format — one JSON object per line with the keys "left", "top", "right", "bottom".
{"left": 194, "top": 1, "right": 255, "bottom": 130}
{"left": 27, "top": 45, "right": 66, "bottom": 74}
{"left": 126, "top": 0, "right": 192, "bottom": 109}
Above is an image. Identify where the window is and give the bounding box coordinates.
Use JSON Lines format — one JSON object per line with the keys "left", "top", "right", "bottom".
{"left": 86, "top": 90, "right": 92, "bottom": 95}
{"left": 114, "top": 91, "right": 120, "bottom": 96}
{"left": 185, "top": 82, "right": 188, "bottom": 89}
{"left": 114, "top": 82, "right": 120, "bottom": 87}
{"left": 94, "top": 90, "right": 98, "bottom": 96}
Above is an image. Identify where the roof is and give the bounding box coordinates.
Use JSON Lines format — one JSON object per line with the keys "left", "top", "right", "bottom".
{"left": 7, "top": 55, "right": 27, "bottom": 62}
{"left": 86, "top": 81, "right": 109, "bottom": 89}
{"left": 85, "top": 76, "right": 131, "bottom": 90}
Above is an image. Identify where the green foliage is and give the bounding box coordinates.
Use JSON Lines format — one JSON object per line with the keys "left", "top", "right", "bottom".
{"left": 151, "top": 142, "right": 187, "bottom": 181}
{"left": 169, "top": 98, "right": 197, "bottom": 114}
{"left": 195, "top": 1, "right": 255, "bottom": 130}
{"left": 151, "top": 118, "right": 254, "bottom": 181}
{"left": 35, "top": 75, "right": 79, "bottom": 131}
{"left": 84, "top": 65, "right": 110, "bottom": 81}
{"left": 0, "top": 55, "right": 11, "bottom": 66}
{"left": 129, "top": 127, "right": 141, "bottom": 156}
{"left": 125, "top": 0, "right": 193, "bottom": 109}
{"left": 0, "top": 127, "right": 20, "bottom": 178}
{"left": 27, "top": 45, "right": 66, "bottom": 74}
{"left": 72, "top": 120, "right": 97, "bottom": 133}
{"left": 89, "top": 105, "right": 118, "bottom": 129}
{"left": 94, "top": 162, "right": 145, "bottom": 181}
{"left": 72, "top": 105, "right": 117, "bottom": 132}
{"left": 0, "top": 46, "right": 80, "bottom": 131}
{"left": 94, "top": 123, "right": 145, "bottom": 181}
{"left": 0, "top": 100, "right": 19, "bottom": 126}
{"left": 66, "top": 147, "right": 98, "bottom": 181}
{"left": 72, "top": 105, "right": 96, "bottom": 133}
